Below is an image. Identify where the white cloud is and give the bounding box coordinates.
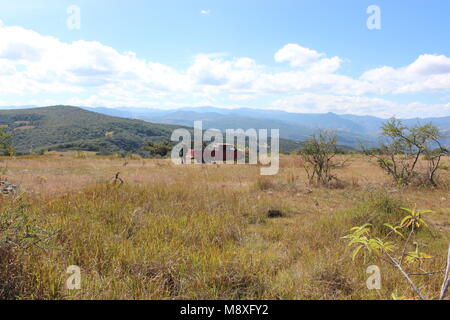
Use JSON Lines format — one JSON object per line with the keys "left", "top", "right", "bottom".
{"left": 200, "top": 9, "right": 211, "bottom": 15}
{"left": 308, "top": 57, "right": 342, "bottom": 74}
{"left": 275, "top": 44, "right": 324, "bottom": 67}
{"left": 0, "top": 24, "right": 188, "bottom": 96}
{"left": 361, "top": 54, "right": 450, "bottom": 94}
{"left": 407, "top": 54, "right": 450, "bottom": 75}
{"left": 187, "top": 54, "right": 261, "bottom": 91}
{"left": 188, "top": 54, "right": 230, "bottom": 86}
{"left": 253, "top": 71, "right": 372, "bottom": 96}
{"left": 0, "top": 24, "right": 449, "bottom": 117}
{"left": 274, "top": 43, "right": 343, "bottom": 74}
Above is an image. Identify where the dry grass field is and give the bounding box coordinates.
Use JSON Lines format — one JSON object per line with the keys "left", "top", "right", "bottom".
{"left": 0, "top": 153, "right": 449, "bottom": 300}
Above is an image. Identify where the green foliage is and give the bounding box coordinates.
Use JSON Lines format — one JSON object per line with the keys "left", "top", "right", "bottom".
{"left": 0, "top": 106, "right": 308, "bottom": 155}
{"left": 141, "top": 141, "right": 173, "bottom": 158}
{"left": 347, "top": 192, "right": 406, "bottom": 238}
{"left": 404, "top": 248, "right": 433, "bottom": 266}
{"left": 344, "top": 206, "right": 432, "bottom": 261}
{"left": 0, "top": 127, "right": 15, "bottom": 156}
{"left": 342, "top": 224, "right": 396, "bottom": 261}
{"left": 343, "top": 205, "right": 449, "bottom": 300}
{"left": 299, "top": 130, "right": 346, "bottom": 186}
{"left": 367, "top": 118, "right": 448, "bottom": 186}
{"left": 399, "top": 206, "right": 432, "bottom": 229}
{"left": 0, "top": 106, "right": 184, "bottom": 155}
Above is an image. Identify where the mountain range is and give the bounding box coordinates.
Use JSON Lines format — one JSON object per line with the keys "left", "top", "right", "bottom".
{"left": 81, "top": 106, "right": 450, "bottom": 148}
{"left": 0, "top": 105, "right": 448, "bottom": 155}
{"left": 0, "top": 106, "right": 303, "bottom": 155}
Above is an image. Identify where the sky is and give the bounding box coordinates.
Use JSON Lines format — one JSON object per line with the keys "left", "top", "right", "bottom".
{"left": 0, "top": 0, "right": 449, "bottom": 118}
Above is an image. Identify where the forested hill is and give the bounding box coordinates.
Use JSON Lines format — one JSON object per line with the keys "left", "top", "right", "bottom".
{"left": 0, "top": 106, "right": 304, "bottom": 155}
{"left": 0, "top": 106, "right": 184, "bottom": 155}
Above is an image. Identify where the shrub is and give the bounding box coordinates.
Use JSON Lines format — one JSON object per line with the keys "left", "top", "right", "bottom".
{"left": 141, "top": 141, "right": 173, "bottom": 158}
{"left": 299, "top": 131, "right": 347, "bottom": 186}
{"left": 365, "top": 118, "right": 448, "bottom": 186}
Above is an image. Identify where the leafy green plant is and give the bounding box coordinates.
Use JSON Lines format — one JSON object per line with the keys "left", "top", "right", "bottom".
{"left": 343, "top": 205, "right": 450, "bottom": 300}
{"left": 399, "top": 206, "right": 431, "bottom": 229}
{"left": 343, "top": 224, "right": 396, "bottom": 261}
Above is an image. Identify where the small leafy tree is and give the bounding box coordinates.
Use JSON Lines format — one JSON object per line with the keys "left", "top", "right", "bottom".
{"left": 141, "top": 141, "right": 172, "bottom": 158}
{"left": 343, "top": 205, "right": 450, "bottom": 300}
{"left": 300, "top": 131, "right": 346, "bottom": 186}
{"left": 365, "top": 118, "right": 448, "bottom": 186}
{"left": 0, "top": 127, "right": 15, "bottom": 156}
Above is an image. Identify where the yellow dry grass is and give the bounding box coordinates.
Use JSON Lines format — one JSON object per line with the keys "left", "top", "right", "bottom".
{"left": 0, "top": 154, "right": 449, "bottom": 300}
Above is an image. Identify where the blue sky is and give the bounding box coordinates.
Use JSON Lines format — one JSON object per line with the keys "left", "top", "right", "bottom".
{"left": 0, "top": 0, "right": 449, "bottom": 117}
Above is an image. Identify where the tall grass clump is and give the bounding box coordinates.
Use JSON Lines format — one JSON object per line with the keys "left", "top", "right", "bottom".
{"left": 0, "top": 197, "right": 53, "bottom": 299}
{"left": 8, "top": 183, "right": 272, "bottom": 299}
{"left": 347, "top": 191, "right": 406, "bottom": 235}
{"left": 255, "top": 176, "right": 275, "bottom": 191}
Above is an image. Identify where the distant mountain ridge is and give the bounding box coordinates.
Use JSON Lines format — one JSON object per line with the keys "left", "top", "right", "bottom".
{"left": 81, "top": 106, "right": 450, "bottom": 148}
{"left": 1, "top": 105, "right": 448, "bottom": 152}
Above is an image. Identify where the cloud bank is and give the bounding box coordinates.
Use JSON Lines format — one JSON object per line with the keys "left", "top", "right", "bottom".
{"left": 0, "top": 24, "right": 449, "bottom": 117}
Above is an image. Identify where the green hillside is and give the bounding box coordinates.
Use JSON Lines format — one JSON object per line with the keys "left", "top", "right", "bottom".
{"left": 0, "top": 106, "right": 306, "bottom": 155}
{"left": 0, "top": 106, "right": 184, "bottom": 155}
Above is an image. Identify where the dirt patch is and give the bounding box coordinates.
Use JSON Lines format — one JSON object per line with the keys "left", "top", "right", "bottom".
{"left": 13, "top": 126, "right": 36, "bottom": 131}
